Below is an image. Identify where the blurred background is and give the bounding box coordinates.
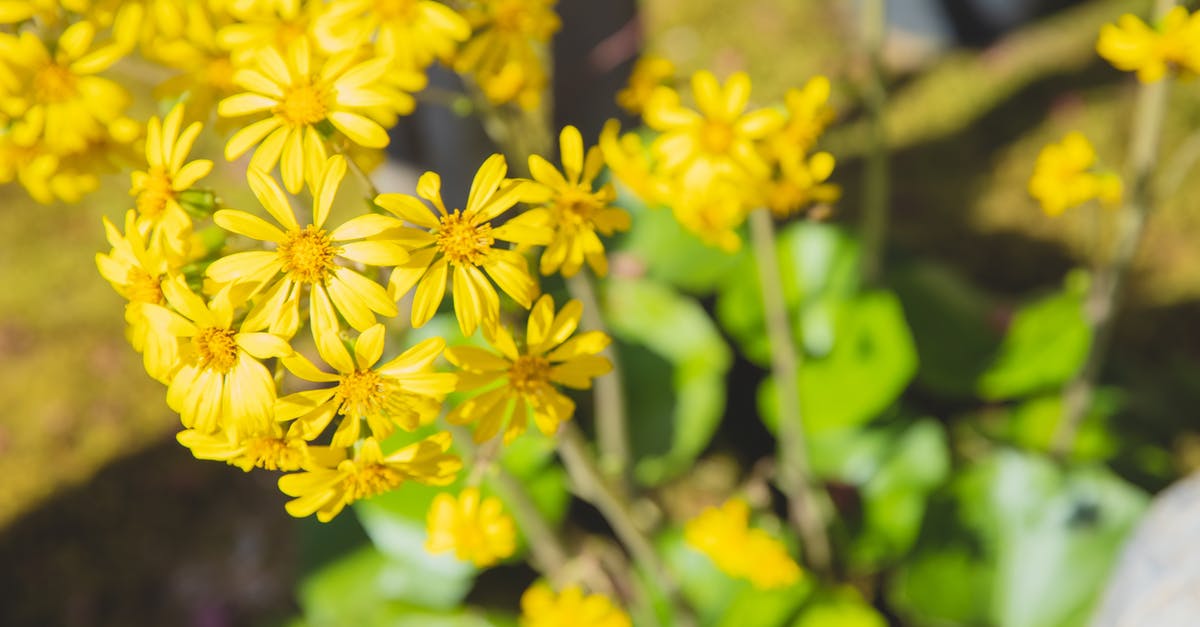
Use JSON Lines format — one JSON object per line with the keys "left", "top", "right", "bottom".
{"left": 5, "top": 0, "right": 1200, "bottom": 624}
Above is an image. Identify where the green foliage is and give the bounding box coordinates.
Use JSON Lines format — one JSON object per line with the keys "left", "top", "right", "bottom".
{"left": 792, "top": 589, "right": 888, "bottom": 627}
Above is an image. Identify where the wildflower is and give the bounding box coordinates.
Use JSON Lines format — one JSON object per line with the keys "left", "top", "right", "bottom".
{"left": 130, "top": 103, "right": 212, "bottom": 260}
{"left": 314, "top": 0, "right": 470, "bottom": 70}
{"left": 769, "top": 75, "right": 835, "bottom": 160}
{"left": 1097, "top": 7, "right": 1200, "bottom": 83}
{"left": 454, "top": 0, "right": 561, "bottom": 109}
{"left": 445, "top": 294, "right": 611, "bottom": 443}
{"left": 672, "top": 180, "right": 749, "bottom": 252}
{"left": 616, "top": 54, "right": 674, "bottom": 115}
{"left": 217, "top": 0, "right": 326, "bottom": 65}
{"left": 206, "top": 156, "right": 404, "bottom": 338}
{"left": 278, "top": 434, "right": 462, "bottom": 522}
{"left": 1028, "top": 132, "right": 1122, "bottom": 217}
{"left": 684, "top": 498, "right": 802, "bottom": 590}
{"left": 149, "top": 2, "right": 240, "bottom": 118}
{"left": 642, "top": 70, "right": 783, "bottom": 187}
{"left": 425, "top": 487, "right": 517, "bottom": 567}
{"left": 528, "top": 125, "right": 630, "bottom": 278}
{"left": 519, "top": 582, "right": 631, "bottom": 627}
{"left": 142, "top": 276, "right": 292, "bottom": 436}
{"left": 765, "top": 151, "right": 840, "bottom": 219}
{"left": 176, "top": 422, "right": 315, "bottom": 472}
{"left": 597, "top": 120, "right": 671, "bottom": 207}
{"left": 375, "top": 154, "right": 552, "bottom": 336}
{"left": 276, "top": 320, "right": 457, "bottom": 447}
{"left": 218, "top": 38, "right": 394, "bottom": 193}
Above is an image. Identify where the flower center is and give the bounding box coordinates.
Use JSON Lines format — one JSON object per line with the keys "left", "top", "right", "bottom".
{"left": 33, "top": 63, "right": 76, "bottom": 102}
{"left": 194, "top": 326, "right": 239, "bottom": 373}
{"left": 508, "top": 355, "right": 550, "bottom": 395}
{"left": 336, "top": 369, "right": 386, "bottom": 416}
{"left": 241, "top": 436, "right": 306, "bottom": 471}
{"left": 436, "top": 210, "right": 494, "bottom": 266}
{"left": 700, "top": 121, "right": 734, "bottom": 154}
{"left": 205, "top": 56, "right": 236, "bottom": 92}
{"left": 276, "top": 81, "right": 329, "bottom": 127}
{"left": 345, "top": 463, "right": 404, "bottom": 500}
{"left": 553, "top": 190, "right": 600, "bottom": 231}
{"left": 125, "top": 269, "right": 164, "bottom": 304}
{"left": 279, "top": 225, "right": 339, "bottom": 284}
{"left": 136, "top": 167, "right": 176, "bottom": 219}
{"left": 374, "top": 0, "right": 417, "bottom": 21}
{"left": 493, "top": 0, "right": 529, "bottom": 32}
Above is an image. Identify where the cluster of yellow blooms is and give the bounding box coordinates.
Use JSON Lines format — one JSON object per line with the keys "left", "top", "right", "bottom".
{"left": 602, "top": 56, "right": 839, "bottom": 252}
{"left": 519, "top": 582, "right": 631, "bottom": 627}
{"left": 1028, "top": 131, "right": 1121, "bottom": 217}
{"left": 684, "top": 498, "right": 803, "bottom": 590}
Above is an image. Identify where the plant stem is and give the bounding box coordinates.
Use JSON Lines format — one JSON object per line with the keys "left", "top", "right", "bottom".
{"left": 566, "top": 271, "right": 631, "bottom": 489}
{"left": 859, "top": 0, "right": 890, "bottom": 284}
{"left": 1053, "top": 0, "right": 1174, "bottom": 458}
{"left": 331, "top": 141, "right": 381, "bottom": 200}
{"left": 748, "top": 207, "right": 833, "bottom": 575}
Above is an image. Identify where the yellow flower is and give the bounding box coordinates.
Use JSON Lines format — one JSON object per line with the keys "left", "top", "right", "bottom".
{"left": 375, "top": 154, "right": 552, "bottom": 336}
{"left": 149, "top": 1, "right": 239, "bottom": 117}
{"left": 454, "top": 0, "right": 560, "bottom": 109}
{"left": 445, "top": 294, "right": 611, "bottom": 443}
{"left": 278, "top": 434, "right": 462, "bottom": 522}
{"left": 769, "top": 75, "right": 835, "bottom": 160}
{"left": 616, "top": 53, "right": 674, "bottom": 115}
{"left": 217, "top": 0, "right": 325, "bottom": 65}
{"left": 597, "top": 119, "right": 671, "bottom": 207}
{"left": 519, "top": 582, "right": 630, "bottom": 627}
{"left": 1028, "top": 131, "right": 1122, "bottom": 217}
{"left": 1097, "top": 7, "right": 1200, "bottom": 83}
{"left": 528, "top": 125, "right": 630, "bottom": 278}
{"left": 765, "top": 151, "right": 840, "bottom": 220}
{"left": 314, "top": 0, "right": 470, "bottom": 69}
{"left": 0, "top": 0, "right": 85, "bottom": 24}
{"left": 206, "top": 156, "right": 404, "bottom": 338}
{"left": 643, "top": 70, "right": 783, "bottom": 187}
{"left": 131, "top": 102, "right": 212, "bottom": 260}
{"left": 276, "top": 321, "right": 457, "bottom": 447}
{"left": 684, "top": 498, "right": 802, "bottom": 590}
{"left": 142, "top": 275, "right": 292, "bottom": 436}
{"left": 218, "top": 37, "right": 394, "bottom": 193}
{"left": 425, "top": 487, "right": 517, "bottom": 567}
{"left": 672, "top": 180, "right": 748, "bottom": 252}
{"left": 176, "top": 422, "right": 314, "bottom": 472}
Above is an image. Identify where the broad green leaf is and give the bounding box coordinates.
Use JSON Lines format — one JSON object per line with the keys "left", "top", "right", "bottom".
{"left": 1005, "top": 391, "right": 1122, "bottom": 461}
{"left": 792, "top": 589, "right": 887, "bottom": 627}
{"left": 603, "top": 277, "right": 732, "bottom": 485}
{"left": 888, "top": 545, "right": 994, "bottom": 625}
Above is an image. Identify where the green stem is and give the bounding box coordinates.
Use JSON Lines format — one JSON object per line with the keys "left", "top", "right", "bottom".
{"left": 566, "top": 271, "right": 631, "bottom": 490}
{"left": 1053, "top": 0, "right": 1174, "bottom": 458}
{"left": 748, "top": 208, "right": 833, "bottom": 576}
{"left": 859, "top": 0, "right": 890, "bottom": 284}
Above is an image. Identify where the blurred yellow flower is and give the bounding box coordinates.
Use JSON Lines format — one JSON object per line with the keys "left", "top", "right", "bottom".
{"left": 672, "top": 180, "right": 748, "bottom": 252}
{"left": 528, "top": 125, "right": 630, "bottom": 278}
{"left": 454, "top": 0, "right": 560, "bottom": 109}
{"left": 425, "top": 487, "right": 517, "bottom": 567}
{"left": 519, "top": 582, "right": 630, "bottom": 627}
{"left": 765, "top": 151, "right": 840, "bottom": 220}
{"left": 149, "top": 1, "right": 240, "bottom": 117}
{"left": 597, "top": 119, "right": 672, "bottom": 208}
{"left": 445, "top": 294, "right": 611, "bottom": 443}
{"left": 1028, "top": 131, "right": 1122, "bottom": 217}
{"left": 616, "top": 54, "right": 674, "bottom": 115}
{"left": 278, "top": 433, "right": 461, "bottom": 522}
{"left": 375, "top": 154, "right": 552, "bottom": 336}
{"left": 217, "top": 0, "right": 325, "bottom": 64}
{"left": 206, "top": 156, "right": 403, "bottom": 338}
{"left": 1097, "top": 7, "right": 1200, "bottom": 83}
{"left": 685, "top": 498, "right": 802, "bottom": 590}
{"left": 218, "top": 38, "right": 394, "bottom": 193}
{"left": 769, "top": 75, "right": 835, "bottom": 160}
{"left": 276, "top": 322, "right": 456, "bottom": 447}
{"left": 315, "top": 0, "right": 470, "bottom": 69}
{"left": 131, "top": 103, "right": 211, "bottom": 260}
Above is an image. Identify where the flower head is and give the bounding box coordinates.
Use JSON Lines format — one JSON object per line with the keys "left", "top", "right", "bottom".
{"left": 768, "top": 75, "right": 835, "bottom": 161}
{"left": 765, "top": 151, "right": 840, "bottom": 220}
{"left": 425, "top": 487, "right": 517, "bottom": 567}
{"left": 1097, "top": 7, "right": 1200, "bottom": 83}
{"left": 375, "top": 154, "right": 553, "bottom": 336}
{"left": 616, "top": 54, "right": 674, "bottom": 115}
{"left": 671, "top": 180, "right": 749, "bottom": 252}
{"left": 1028, "top": 131, "right": 1122, "bottom": 217}
{"left": 454, "top": 0, "right": 560, "bottom": 109}
{"left": 446, "top": 294, "right": 611, "bottom": 443}
{"left": 177, "top": 421, "right": 316, "bottom": 472}
{"left": 519, "top": 582, "right": 630, "bottom": 627}
{"left": 684, "top": 498, "right": 802, "bottom": 590}
{"left": 528, "top": 125, "right": 631, "bottom": 278}
{"left": 130, "top": 103, "right": 212, "bottom": 260}
{"left": 315, "top": 0, "right": 470, "bottom": 69}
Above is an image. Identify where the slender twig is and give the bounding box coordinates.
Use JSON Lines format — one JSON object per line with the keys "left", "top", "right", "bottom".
{"left": 1053, "top": 0, "right": 1174, "bottom": 458}
{"left": 331, "top": 141, "right": 381, "bottom": 200}
{"left": 859, "top": 0, "right": 890, "bottom": 284}
{"left": 748, "top": 208, "right": 833, "bottom": 575}
{"left": 566, "top": 271, "right": 631, "bottom": 489}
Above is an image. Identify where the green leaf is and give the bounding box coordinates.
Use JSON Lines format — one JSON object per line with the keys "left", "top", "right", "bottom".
{"left": 1005, "top": 391, "right": 1122, "bottom": 461}
{"left": 977, "top": 273, "right": 1090, "bottom": 400}
{"left": 888, "top": 545, "right": 994, "bottom": 625}
{"left": 792, "top": 589, "right": 887, "bottom": 627}
{"left": 603, "top": 277, "right": 732, "bottom": 485}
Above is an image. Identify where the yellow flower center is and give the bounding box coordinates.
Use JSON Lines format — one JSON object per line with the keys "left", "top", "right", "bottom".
{"left": 276, "top": 81, "right": 329, "bottom": 127}
{"left": 125, "top": 269, "right": 164, "bottom": 304}
{"left": 375, "top": 0, "right": 417, "bottom": 21}
{"left": 194, "top": 326, "right": 239, "bottom": 373}
{"left": 136, "top": 167, "right": 176, "bottom": 219}
{"left": 553, "top": 190, "right": 600, "bottom": 231}
{"left": 205, "top": 56, "right": 236, "bottom": 92}
{"left": 279, "top": 225, "right": 339, "bottom": 284}
{"left": 345, "top": 463, "right": 404, "bottom": 500}
{"left": 700, "top": 121, "right": 734, "bottom": 154}
{"left": 508, "top": 355, "right": 550, "bottom": 395}
{"left": 336, "top": 369, "right": 386, "bottom": 416}
{"left": 33, "top": 63, "right": 76, "bottom": 103}
{"left": 493, "top": 0, "right": 529, "bottom": 32}
{"left": 436, "top": 210, "right": 494, "bottom": 266}
{"left": 241, "top": 437, "right": 306, "bottom": 471}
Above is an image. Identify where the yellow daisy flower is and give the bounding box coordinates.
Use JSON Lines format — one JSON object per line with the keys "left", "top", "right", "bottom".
{"left": 142, "top": 275, "right": 292, "bottom": 436}
{"left": 1097, "top": 7, "right": 1200, "bottom": 83}
{"left": 616, "top": 53, "right": 674, "bottom": 116}
{"left": 768, "top": 75, "right": 835, "bottom": 161}
{"left": 314, "top": 0, "right": 470, "bottom": 69}
{"left": 519, "top": 582, "right": 631, "bottom": 627}
{"left": 672, "top": 180, "right": 749, "bottom": 252}
{"left": 643, "top": 70, "right": 783, "bottom": 187}
{"left": 765, "top": 151, "right": 840, "bottom": 220}
{"left": 1028, "top": 131, "right": 1122, "bottom": 217}
{"left": 445, "top": 294, "right": 611, "bottom": 443}
{"left": 276, "top": 320, "right": 457, "bottom": 448}
{"left": 684, "top": 498, "right": 802, "bottom": 590}
{"left": 131, "top": 102, "right": 212, "bottom": 261}
{"left": 176, "top": 422, "right": 314, "bottom": 472}
{"left": 278, "top": 433, "right": 462, "bottom": 522}
{"left": 206, "top": 156, "right": 404, "bottom": 337}
{"left": 527, "top": 125, "right": 630, "bottom": 278}
{"left": 150, "top": 1, "right": 240, "bottom": 118}
{"left": 218, "top": 37, "right": 394, "bottom": 193}
{"left": 375, "top": 154, "right": 552, "bottom": 336}
{"left": 454, "top": 0, "right": 560, "bottom": 109}
{"left": 597, "top": 119, "right": 672, "bottom": 208}
{"left": 425, "top": 487, "right": 517, "bottom": 567}
{"left": 217, "top": 0, "right": 325, "bottom": 65}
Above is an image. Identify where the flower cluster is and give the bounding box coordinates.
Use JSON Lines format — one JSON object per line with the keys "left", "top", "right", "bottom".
{"left": 1097, "top": 6, "right": 1200, "bottom": 83}
{"left": 601, "top": 67, "right": 839, "bottom": 251}
{"left": 519, "top": 582, "right": 631, "bottom": 627}
{"left": 1028, "top": 132, "right": 1122, "bottom": 217}
{"left": 684, "top": 498, "right": 803, "bottom": 590}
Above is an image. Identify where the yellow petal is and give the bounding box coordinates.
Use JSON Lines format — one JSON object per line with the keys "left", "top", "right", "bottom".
{"left": 214, "top": 209, "right": 286, "bottom": 243}
{"left": 328, "top": 111, "right": 389, "bottom": 148}
{"left": 412, "top": 258, "right": 448, "bottom": 328}
{"left": 225, "top": 117, "right": 282, "bottom": 160}
{"left": 247, "top": 167, "right": 300, "bottom": 230}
